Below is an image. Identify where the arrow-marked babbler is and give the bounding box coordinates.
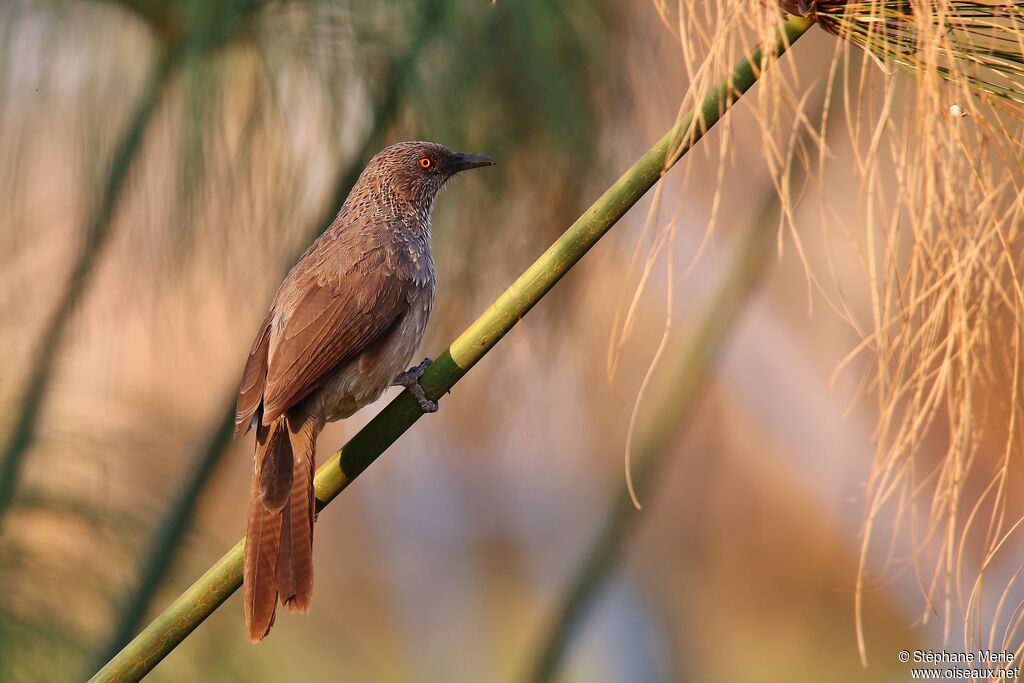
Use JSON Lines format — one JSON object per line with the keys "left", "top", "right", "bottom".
{"left": 234, "top": 141, "right": 495, "bottom": 641}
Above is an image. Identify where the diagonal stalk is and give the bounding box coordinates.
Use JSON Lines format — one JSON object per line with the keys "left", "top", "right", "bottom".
{"left": 89, "top": 17, "right": 811, "bottom": 683}
{"left": 313, "top": 0, "right": 453, "bottom": 240}
{"left": 89, "top": 1, "right": 451, "bottom": 669}
{"left": 88, "top": 410, "right": 234, "bottom": 673}
{"left": 522, "top": 171, "right": 800, "bottom": 683}
{"left": 524, "top": 85, "right": 831, "bottom": 682}
{"left": 0, "top": 47, "right": 182, "bottom": 526}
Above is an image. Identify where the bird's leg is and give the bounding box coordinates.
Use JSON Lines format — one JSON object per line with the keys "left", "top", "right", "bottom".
{"left": 393, "top": 357, "right": 438, "bottom": 413}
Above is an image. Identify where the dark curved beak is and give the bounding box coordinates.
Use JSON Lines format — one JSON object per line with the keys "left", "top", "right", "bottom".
{"left": 446, "top": 151, "right": 496, "bottom": 173}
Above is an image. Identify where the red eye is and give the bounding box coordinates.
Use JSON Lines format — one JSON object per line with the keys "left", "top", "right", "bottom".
{"left": 419, "top": 157, "right": 432, "bottom": 169}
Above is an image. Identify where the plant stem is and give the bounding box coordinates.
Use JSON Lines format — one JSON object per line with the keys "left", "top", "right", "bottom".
{"left": 89, "top": 410, "right": 234, "bottom": 672}
{"left": 88, "top": 2, "right": 451, "bottom": 670}
{"left": 522, "top": 168, "right": 796, "bottom": 683}
{"left": 0, "top": 47, "right": 182, "bottom": 528}
{"left": 89, "top": 17, "right": 811, "bottom": 683}
{"left": 315, "top": 0, "right": 452, "bottom": 240}
{"left": 525, "top": 82, "right": 831, "bottom": 681}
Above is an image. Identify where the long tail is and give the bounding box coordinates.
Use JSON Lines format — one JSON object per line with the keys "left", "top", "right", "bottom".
{"left": 244, "top": 405, "right": 320, "bottom": 642}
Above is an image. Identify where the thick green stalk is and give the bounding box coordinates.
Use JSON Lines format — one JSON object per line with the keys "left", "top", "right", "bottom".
{"left": 89, "top": 17, "right": 811, "bottom": 683}
{"left": 314, "top": 0, "right": 451, "bottom": 240}
{"left": 525, "top": 80, "right": 833, "bottom": 680}
{"left": 89, "top": 2, "right": 451, "bottom": 669}
{"left": 523, "top": 169, "right": 795, "bottom": 683}
{"left": 90, "top": 410, "right": 234, "bottom": 672}
{"left": 0, "top": 47, "right": 181, "bottom": 526}
{"left": 525, "top": 85, "right": 831, "bottom": 682}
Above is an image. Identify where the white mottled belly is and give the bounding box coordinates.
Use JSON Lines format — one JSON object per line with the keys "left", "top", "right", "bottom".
{"left": 317, "top": 287, "right": 432, "bottom": 423}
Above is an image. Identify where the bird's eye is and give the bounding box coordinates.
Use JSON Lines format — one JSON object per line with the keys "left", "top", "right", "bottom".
{"left": 418, "top": 157, "right": 432, "bottom": 169}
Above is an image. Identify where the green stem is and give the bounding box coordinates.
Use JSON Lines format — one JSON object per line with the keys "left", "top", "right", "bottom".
{"left": 523, "top": 165, "right": 795, "bottom": 683}
{"left": 89, "top": 17, "right": 811, "bottom": 683}
{"left": 0, "top": 47, "right": 181, "bottom": 527}
{"left": 314, "top": 0, "right": 451, "bottom": 240}
{"left": 88, "top": 2, "right": 451, "bottom": 670}
{"left": 525, "top": 84, "right": 830, "bottom": 682}
{"left": 89, "top": 410, "right": 234, "bottom": 672}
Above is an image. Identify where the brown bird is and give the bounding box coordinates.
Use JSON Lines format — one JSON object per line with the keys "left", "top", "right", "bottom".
{"left": 234, "top": 141, "right": 494, "bottom": 641}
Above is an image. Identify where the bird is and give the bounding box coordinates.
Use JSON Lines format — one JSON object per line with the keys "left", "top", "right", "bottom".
{"left": 234, "top": 141, "right": 495, "bottom": 641}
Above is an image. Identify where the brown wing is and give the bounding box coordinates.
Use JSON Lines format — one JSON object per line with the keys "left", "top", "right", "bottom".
{"left": 235, "top": 311, "right": 274, "bottom": 438}
{"left": 259, "top": 242, "right": 411, "bottom": 424}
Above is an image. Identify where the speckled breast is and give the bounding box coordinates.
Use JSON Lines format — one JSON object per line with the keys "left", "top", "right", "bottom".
{"left": 318, "top": 284, "right": 434, "bottom": 423}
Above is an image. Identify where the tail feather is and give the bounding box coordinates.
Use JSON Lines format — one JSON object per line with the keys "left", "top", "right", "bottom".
{"left": 279, "top": 408, "right": 319, "bottom": 613}
{"left": 244, "top": 431, "right": 285, "bottom": 642}
{"left": 256, "top": 419, "right": 293, "bottom": 511}
{"left": 243, "top": 408, "right": 320, "bottom": 642}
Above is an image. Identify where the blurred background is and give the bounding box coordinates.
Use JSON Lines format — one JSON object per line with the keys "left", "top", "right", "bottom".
{"left": 1, "top": 1, "right": 1022, "bottom": 681}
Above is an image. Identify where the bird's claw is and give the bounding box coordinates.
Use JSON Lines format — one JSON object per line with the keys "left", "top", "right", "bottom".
{"left": 393, "top": 357, "right": 438, "bottom": 413}
{"left": 408, "top": 385, "right": 439, "bottom": 414}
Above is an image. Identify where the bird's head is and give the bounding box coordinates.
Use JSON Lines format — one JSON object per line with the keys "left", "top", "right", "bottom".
{"left": 358, "top": 141, "right": 495, "bottom": 218}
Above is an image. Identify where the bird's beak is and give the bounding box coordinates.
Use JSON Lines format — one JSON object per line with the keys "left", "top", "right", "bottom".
{"left": 446, "top": 152, "right": 496, "bottom": 173}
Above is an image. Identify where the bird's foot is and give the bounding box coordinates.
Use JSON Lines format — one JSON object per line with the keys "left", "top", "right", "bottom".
{"left": 393, "top": 357, "right": 438, "bottom": 413}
